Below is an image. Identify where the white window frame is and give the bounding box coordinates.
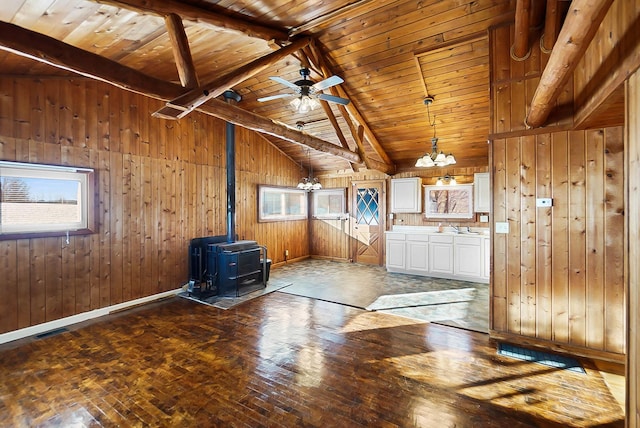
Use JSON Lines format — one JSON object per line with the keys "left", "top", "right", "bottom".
{"left": 0, "top": 161, "right": 95, "bottom": 238}
{"left": 258, "top": 185, "right": 308, "bottom": 222}
{"left": 311, "top": 188, "right": 347, "bottom": 219}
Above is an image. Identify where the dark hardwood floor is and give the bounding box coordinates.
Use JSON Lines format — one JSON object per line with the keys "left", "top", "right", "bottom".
{"left": 0, "top": 288, "right": 624, "bottom": 427}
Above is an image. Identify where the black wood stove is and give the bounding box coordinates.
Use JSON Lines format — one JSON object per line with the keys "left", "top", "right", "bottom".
{"left": 187, "top": 235, "right": 269, "bottom": 298}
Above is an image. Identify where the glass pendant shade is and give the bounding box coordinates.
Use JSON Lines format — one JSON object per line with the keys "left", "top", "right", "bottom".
{"left": 290, "top": 95, "right": 320, "bottom": 114}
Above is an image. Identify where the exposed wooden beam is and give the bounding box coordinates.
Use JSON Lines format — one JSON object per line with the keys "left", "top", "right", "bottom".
{"left": 525, "top": 0, "right": 614, "bottom": 128}
{"left": 199, "top": 100, "right": 361, "bottom": 163}
{"left": 309, "top": 42, "right": 393, "bottom": 174}
{"left": 0, "top": 22, "right": 358, "bottom": 164}
{"left": 334, "top": 100, "right": 394, "bottom": 174}
{"left": 530, "top": 0, "right": 546, "bottom": 28}
{"left": 164, "top": 13, "right": 199, "bottom": 88}
{"left": 94, "top": 0, "right": 288, "bottom": 42}
{"left": 541, "top": 0, "right": 560, "bottom": 53}
{"left": 0, "top": 20, "right": 182, "bottom": 100}
{"left": 512, "top": 0, "right": 532, "bottom": 60}
{"left": 319, "top": 101, "right": 356, "bottom": 172}
{"left": 574, "top": 19, "right": 640, "bottom": 129}
{"left": 155, "top": 37, "right": 311, "bottom": 119}
{"left": 307, "top": 41, "right": 395, "bottom": 169}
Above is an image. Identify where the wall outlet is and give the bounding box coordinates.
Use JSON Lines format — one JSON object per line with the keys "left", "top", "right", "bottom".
{"left": 495, "top": 222, "right": 509, "bottom": 234}
{"left": 480, "top": 215, "right": 489, "bottom": 223}
{"left": 285, "top": 249, "right": 289, "bottom": 257}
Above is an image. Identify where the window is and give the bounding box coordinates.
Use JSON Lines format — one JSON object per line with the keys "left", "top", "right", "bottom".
{"left": 0, "top": 161, "right": 95, "bottom": 238}
{"left": 312, "top": 188, "right": 346, "bottom": 219}
{"left": 258, "top": 185, "right": 308, "bottom": 222}
{"left": 424, "top": 184, "right": 474, "bottom": 219}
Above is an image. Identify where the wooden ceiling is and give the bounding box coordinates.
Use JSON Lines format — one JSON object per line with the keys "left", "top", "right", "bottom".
{"left": 1, "top": 0, "right": 522, "bottom": 173}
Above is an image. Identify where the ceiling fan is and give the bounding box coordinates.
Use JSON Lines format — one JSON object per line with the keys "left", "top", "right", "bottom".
{"left": 257, "top": 67, "right": 350, "bottom": 113}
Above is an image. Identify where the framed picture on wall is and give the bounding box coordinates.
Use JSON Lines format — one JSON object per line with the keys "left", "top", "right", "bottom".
{"left": 424, "top": 184, "right": 474, "bottom": 219}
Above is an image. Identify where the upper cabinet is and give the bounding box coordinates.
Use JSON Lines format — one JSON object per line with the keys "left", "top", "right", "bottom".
{"left": 390, "top": 177, "right": 422, "bottom": 213}
{"left": 474, "top": 172, "right": 490, "bottom": 213}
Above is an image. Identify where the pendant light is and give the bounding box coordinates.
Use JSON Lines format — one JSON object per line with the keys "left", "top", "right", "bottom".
{"left": 415, "top": 96, "right": 457, "bottom": 168}
{"left": 297, "top": 148, "right": 322, "bottom": 191}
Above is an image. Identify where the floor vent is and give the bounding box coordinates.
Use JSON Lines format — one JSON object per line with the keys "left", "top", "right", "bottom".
{"left": 497, "top": 343, "right": 585, "bottom": 374}
{"left": 35, "top": 327, "right": 69, "bottom": 340}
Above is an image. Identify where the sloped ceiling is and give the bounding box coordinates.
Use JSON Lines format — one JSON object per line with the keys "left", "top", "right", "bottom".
{"left": 0, "top": 0, "right": 527, "bottom": 173}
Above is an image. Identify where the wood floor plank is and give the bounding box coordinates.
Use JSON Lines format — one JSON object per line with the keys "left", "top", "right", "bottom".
{"left": 0, "top": 292, "right": 624, "bottom": 427}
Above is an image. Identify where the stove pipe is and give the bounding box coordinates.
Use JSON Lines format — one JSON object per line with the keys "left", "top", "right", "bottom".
{"left": 223, "top": 90, "right": 241, "bottom": 243}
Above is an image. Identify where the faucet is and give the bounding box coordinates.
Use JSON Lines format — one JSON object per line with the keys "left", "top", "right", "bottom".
{"left": 449, "top": 224, "right": 459, "bottom": 234}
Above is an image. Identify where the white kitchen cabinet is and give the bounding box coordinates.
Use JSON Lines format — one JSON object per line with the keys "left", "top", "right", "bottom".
{"left": 474, "top": 172, "right": 490, "bottom": 213}
{"left": 406, "top": 235, "right": 429, "bottom": 273}
{"left": 428, "top": 234, "right": 454, "bottom": 275}
{"left": 454, "top": 236, "right": 482, "bottom": 278}
{"left": 385, "top": 233, "right": 406, "bottom": 271}
{"left": 390, "top": 177, "right": 422, "bottom": 213}
{"left": 385, "top": 228, "right": 489, "bottom": 283}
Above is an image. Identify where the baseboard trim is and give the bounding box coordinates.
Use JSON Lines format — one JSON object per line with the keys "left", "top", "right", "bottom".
{"left": 0, "top": 288, "right": 183, "bottom": 345}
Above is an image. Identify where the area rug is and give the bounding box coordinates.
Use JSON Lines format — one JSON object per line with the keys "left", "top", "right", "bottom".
{"left": 177, "top": 280, "right": 291, "bottom": 310}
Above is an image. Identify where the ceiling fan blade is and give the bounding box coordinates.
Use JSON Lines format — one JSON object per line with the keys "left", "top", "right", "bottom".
{"left": 312, "top": 75, "right": 344, "bottom": 91}
{"left": 257, "top": 93, "right": 293, "bottom": 102}
{"left": 270, "top": 76, "right": 300, "bottom": 90}
{"left": 317, "top": 93, "right": 350, "bottom": 105}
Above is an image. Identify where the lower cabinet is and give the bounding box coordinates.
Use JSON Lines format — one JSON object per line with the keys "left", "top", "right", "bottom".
{"left": 453, "top": 236, "right": 482, "bottom": 278}
{"left": 385, "top": 231, "right": 489, "bottom": 283}
{"left": 428, "top": 235, "right": 454, "bottom": 275}
{"left": 386, "top": 233, "right": 406, "bottom": 270}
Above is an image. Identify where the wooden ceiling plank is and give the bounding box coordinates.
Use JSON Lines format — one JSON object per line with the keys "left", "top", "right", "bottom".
{"left": 160, "top": 37, "right": 312, "bottom": 117}
{"left": 0, "top": 21, "right": 358, "bottom": 163}
{"left": 308, "top": 40, "right": 395, "bottom": 169}
{"left": 525, "top": 0, "right": 614, "bottom": 128}
{"left": 0, "top": 20, "right": 182, "bottom": 100}
{"left": 164, "top": 13, "right": 199, "bottom": 88}
{"left": 93, "top": 0, "right": 289, "bottom": 42}
{"left": 289, "top": 0, "right": 380, "bottom": 37}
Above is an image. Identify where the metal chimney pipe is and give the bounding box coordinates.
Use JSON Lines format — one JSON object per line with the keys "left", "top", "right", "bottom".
{"left": 223, "top": 90, "right": 241, "bottom": 243}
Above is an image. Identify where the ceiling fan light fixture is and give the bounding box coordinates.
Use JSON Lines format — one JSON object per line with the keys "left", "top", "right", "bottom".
{"left": 290, "top": 95, "right": 319, "bottom": 113}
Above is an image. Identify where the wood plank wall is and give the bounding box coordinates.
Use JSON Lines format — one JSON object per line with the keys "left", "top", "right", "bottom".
{"left": 0, "top": 77, "right": 305, "bottom": 335}
{"left": 626, "top": 69, "right": 639, "bottom": 428}
{"left": 489, "top": 23, "right": 626, "bottom": 361}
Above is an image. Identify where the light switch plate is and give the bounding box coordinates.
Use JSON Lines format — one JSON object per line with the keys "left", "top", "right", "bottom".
{"left": 495, "top": 222, "right": 509, "bottom": 234}
{"left": 536, "top": 198, "right": 553, "bottom": 207}
{"left": 480, "top": 215, "right": 489, "bottom": 223}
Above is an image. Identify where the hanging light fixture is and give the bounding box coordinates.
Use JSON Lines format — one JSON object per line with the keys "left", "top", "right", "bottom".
{"left": 297, "top": 148, "right": 322, "bottom": 191}
{"left": 415, "top": 96, "right": 457, "bottom": 168}
{"left": 435, "top": 175, "right": 457, "bottom": 186}
{"left": 290, "top": 87, "right": 320, "bottom": 114}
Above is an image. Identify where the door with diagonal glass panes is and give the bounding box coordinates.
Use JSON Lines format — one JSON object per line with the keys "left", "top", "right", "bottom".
{"left": 351, "top": 180, "right": 385, "bottom": 265}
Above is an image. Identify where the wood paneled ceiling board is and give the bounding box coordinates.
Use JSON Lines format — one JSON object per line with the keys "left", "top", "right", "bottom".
{"left": 0, "top": 0, "right": 524, "bottom": 173}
